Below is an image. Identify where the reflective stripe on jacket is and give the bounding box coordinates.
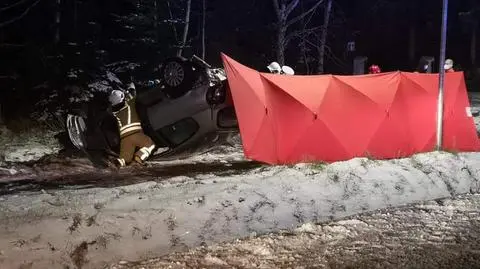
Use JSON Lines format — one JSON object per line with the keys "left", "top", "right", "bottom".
{"left": 113, "top": 98, "right": 143, "bottom": 138}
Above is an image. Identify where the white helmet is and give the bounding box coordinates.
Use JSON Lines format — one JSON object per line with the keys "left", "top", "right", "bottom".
{"left": 282, "top": 65, "right": 295, "bottom": 75}
{"left": 267, "top": 62, "right": 282, "bottom": 74}
{"left": 108, "top": 90, "right": 125, "bottom": 106}
{"left": 444, "top": 58, "right": 454, "bottom": 70}
{"left": 127, "top": 82, "right": 136, "bottom": 90}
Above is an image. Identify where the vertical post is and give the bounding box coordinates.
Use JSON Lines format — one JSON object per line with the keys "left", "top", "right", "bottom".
{"left": 436, "top": 0, "right": 449, "bottom": 151}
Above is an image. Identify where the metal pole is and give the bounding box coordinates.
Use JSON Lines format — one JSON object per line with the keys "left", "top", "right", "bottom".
{"left": 436, "top": 0, "right": 449, "bottom": 151}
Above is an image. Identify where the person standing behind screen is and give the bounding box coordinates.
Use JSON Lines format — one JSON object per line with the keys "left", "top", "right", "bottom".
{"left": 444, "top": 59, "right": 455, "bottom": 73}
{"left": 368, "top": 64, "right": 382, "bottom": 74}
{"left": 267, "top": 62, "right": 295, "bottom": 75}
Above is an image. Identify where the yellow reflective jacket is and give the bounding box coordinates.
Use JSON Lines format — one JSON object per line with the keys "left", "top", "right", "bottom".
{"left": 112, "top": 98, "right": 142, "bottom": 138}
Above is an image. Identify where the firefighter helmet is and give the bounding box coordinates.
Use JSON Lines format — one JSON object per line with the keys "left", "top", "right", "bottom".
{"left": 444, "top": 59, "right": 454, "bottom": 71}
{"left": 108, "top": 90, "right": 125, "bottom": 106}
{"left": 282, "top": 65, "right": 295, "bottom": 75}
{"left": 267, "top": 62, "right": 282, "bottom": 74}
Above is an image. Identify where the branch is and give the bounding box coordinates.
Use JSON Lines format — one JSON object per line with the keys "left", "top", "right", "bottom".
{"left": 286, "top": 0, "right": 324, "bottom": 28}
{"left": 0, "top": 0, "right": 31, "bottom": 12}
{"left": 284, "top": 25, "right": 323, "bottom": 45}
{"left": 325, "top": 46, "right": 349, "bottom": 69}
{"left": 0, "top": 43, "right": 24, "bottom": 47}
{"left": 302, "top": 37, "right": 349, "bottom": 69}
{"left": 272, "top": 0, "right": 281, "bottom": 18}
{"left": 0, "top": 0, "right": 41, "bottom": 28}
{"left": 302, "top": 37, "right": 321, "bottom": 49}
{"left": 0, "top": 75, "right": 19, "bottom": 80}
{"left": 302, "top": 4, "right": 317, "bottom": 27}
{"left": 285, "top": 0, "right": 300, "bottom": 17}
{"left": 166, "top": 0, "right": 179, "bottom": 42}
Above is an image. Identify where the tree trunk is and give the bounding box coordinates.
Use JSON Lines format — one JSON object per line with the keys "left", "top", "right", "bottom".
{"left": 272, "top": 0, "right": 322, "bottom": 67}
{"left": 276, "top": 23, "right": 286, "bottom": 66}
{"left": 54, "top": 0, "right": 61, "bottom": 47}
{"left": 317, "top": 0, "right": 332, "bottom": 74}
{"left": 471, "top": 23, "right": 477, "bottom": 66}
{"left": 300, "top": 0, "right": 310, "bottom": 74}
{"left": 177, "top": 0, "right": 191, "bottom": 57}
{"left": 201, "top": 0, "right": 206, "bottom": 59}
{"left": 166, "top": 0, "right": 178, "bottom": 42}
{"left": 153, "top": 0, "right": 159, "bottom": 42}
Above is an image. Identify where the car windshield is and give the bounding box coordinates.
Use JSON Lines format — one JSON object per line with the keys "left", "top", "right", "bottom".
{"left": 157, "top": 117, "right": 199, "bottom": 146}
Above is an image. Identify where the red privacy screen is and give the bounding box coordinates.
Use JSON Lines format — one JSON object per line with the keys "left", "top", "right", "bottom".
{"left": 221, "top": 53, "right": 480, "bottom": 164}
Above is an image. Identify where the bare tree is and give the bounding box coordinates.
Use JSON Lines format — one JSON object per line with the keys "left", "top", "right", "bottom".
{"left": 153, "top": 0, "right": 159, "bottom": 42}
{"left": 316, "top": 0, "right": 332, "bottom": 74}
{"left": 0, "top": 0, "right": 32, "bottom": 11}
{"left": 299, "top": 1, "right": 310, "bottom": 73}
{"left": 0, "top": 0, "right": 42, "bottom": 28}
{"left": 201, "top": 0, "right": 206, "bottom": 59}
{"left": 54, "top": 0, "right": 61, "bottom": 46}
{"left": 295, "top": 0, "right": 350, "bottom": 74}
{"left": 272, "top": 0, "right": 324, "bottom": 65}
{"left": 177, "top": 0, "right": 191, "bottom": 57}
{"left": 165, "top": 0, "right": 179, "bottom": 43}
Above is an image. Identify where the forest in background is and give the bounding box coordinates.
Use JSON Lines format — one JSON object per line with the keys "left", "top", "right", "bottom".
{"left": 0, "top": 0, "right": 479, "bottom": 128}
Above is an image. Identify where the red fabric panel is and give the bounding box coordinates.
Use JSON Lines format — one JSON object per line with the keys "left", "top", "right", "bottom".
{"left": 221, "top": 54, "right": 278, "bottom": 164}
{"left": 221, "top": 54, "right": 480, "bottom": 164}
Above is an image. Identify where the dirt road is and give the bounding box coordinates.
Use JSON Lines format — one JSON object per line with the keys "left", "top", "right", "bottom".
{"left": 116, "top": 193, "right": 480, "bottom": 269}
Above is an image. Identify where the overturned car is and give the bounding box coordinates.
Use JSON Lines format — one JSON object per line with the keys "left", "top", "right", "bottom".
{"left": 66, "top": 55, "right": 238, "bottom": 167}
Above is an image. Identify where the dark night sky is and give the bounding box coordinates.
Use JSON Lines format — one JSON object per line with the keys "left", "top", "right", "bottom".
{"left": 0, "top": 0, "right": 478, "bottom": 122}
{"left": 0, "top": 0, "right": 478, "bottom": 77}
{"left": 205, "top": 0, "right": 477, "bottom": 73}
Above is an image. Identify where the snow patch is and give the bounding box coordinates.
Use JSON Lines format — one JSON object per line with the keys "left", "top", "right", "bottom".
{"left": 0, "top": 126, "right": 61, "bottom": 165}
{"left": 295, "top": 223, "right": 320, "bottom": 234}
{"left": 4, "top": 145, "right": 59, "bottom": 163}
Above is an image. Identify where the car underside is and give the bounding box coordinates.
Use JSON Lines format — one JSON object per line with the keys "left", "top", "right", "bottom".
{"left": 66, "top": 55, "right": 238, "bottom": 167}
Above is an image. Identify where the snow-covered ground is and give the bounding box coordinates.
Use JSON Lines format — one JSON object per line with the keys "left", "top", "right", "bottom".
{"left": 116, "top": 193, "right": 480, "bottom": 269}
{"left": 0, "top": 126, "right": 61, "bottom": 166}
{"left": 0, "top": 151, "right": 480, "bottom": 268}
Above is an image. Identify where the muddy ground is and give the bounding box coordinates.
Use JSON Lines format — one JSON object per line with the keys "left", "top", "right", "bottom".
{"left": 114, "top": 193, "right": 480, "bottom": 269}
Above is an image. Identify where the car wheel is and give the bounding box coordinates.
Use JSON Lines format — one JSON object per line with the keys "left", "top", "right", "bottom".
{"left": 160, "top": 57, "right": 195, "bottom": 97}
{"left": 66, "top": 114, "right": 87, "bottom": 150}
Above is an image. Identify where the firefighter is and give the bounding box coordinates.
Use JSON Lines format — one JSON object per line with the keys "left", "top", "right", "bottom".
{"left": 267, "top": 62, "right": 282, "bottom": 74}
{"left": 267, "top": 62, "right": 295, "bottom": 75}
{"left": 368, "top": 64, "right": 381, "bottom": 74}
{"left": 108, "top": 89, "right": 156, "bottom": 168}
{"left": 281, "top": 65, "right": 295, "bottom": 75}
{"left": 444, "top": 59, "right": 455, "bottom": 73}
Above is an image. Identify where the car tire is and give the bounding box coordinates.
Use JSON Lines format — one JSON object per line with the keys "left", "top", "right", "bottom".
{"left": 66, "top": 114, "right": 87, "bottom": 150}
{"left": 160, "top": 57, "right": 195, "bottom": 98}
